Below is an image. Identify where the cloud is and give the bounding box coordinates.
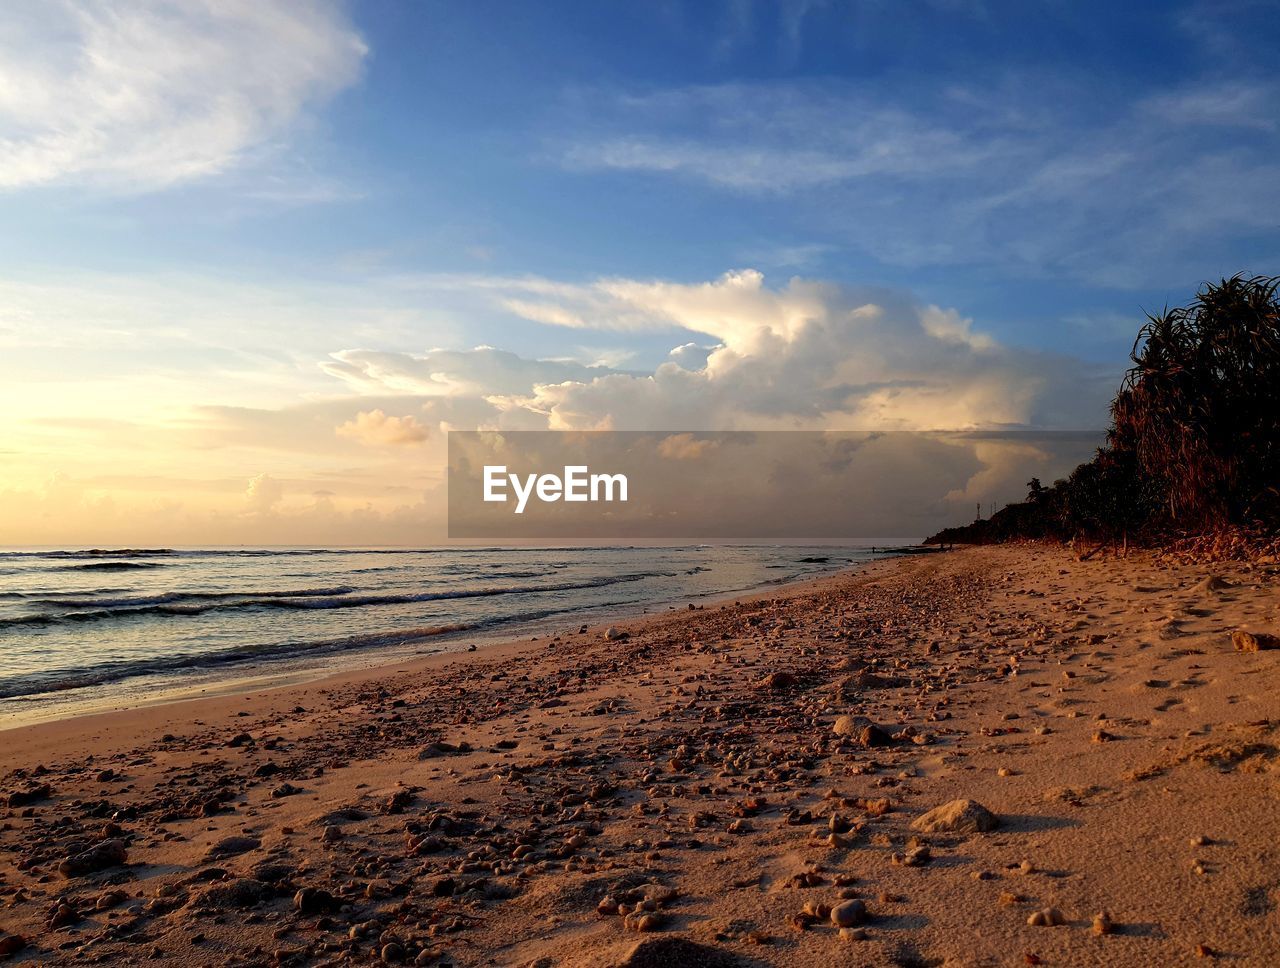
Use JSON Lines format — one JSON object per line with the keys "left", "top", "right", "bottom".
{"left": 336, "top": 268, "right": 1113, "bottom": 431}
{"left": 336, "top": 409, "right": 429, "bottom": 447}
{"left": 0, "top": 264, "right": 1116, "bottom": 543}
{"left": 244, "top": 472, "right": 283, "bottom": 513}
{"left": 554, "top": 76, "right": 1280, "bottom": 285}
{"left": 322, "top": 346, "right": 626, "bottom": 398}
{"left": 0, "top": 0, "right": 367, "bottom": 191}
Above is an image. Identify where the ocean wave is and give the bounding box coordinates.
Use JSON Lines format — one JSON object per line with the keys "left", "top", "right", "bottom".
{"left": 0, "top": 582, "right": 654, "bottom": 701}
{"left": 0, "top": 572, "right": 669, "bottom": 628}
{"left": 0, "top": 622, "right": 476, "bottom": 700}
{"left": 32, "top": 586, "right": 356, "bottom": 609}
{"left": 58, "top": 561, "right": 166, "bottom": 572}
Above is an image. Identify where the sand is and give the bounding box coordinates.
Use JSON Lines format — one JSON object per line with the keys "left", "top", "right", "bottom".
{"left": 1, "top": 545, "right": 1279, "bottom": 966}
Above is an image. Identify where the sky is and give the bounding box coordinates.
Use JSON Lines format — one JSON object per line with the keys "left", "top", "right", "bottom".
{"left": 1, "top": 0, "right": 1278, "bottom": 545}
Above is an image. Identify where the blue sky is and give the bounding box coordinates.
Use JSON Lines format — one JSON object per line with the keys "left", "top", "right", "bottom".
{"left": 1, "top": 0, "right": 1278, "bottom": 542}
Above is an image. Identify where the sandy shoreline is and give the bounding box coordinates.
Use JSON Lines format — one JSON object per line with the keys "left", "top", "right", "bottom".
{"left": 1, "top": 545, "right": 1278, "bottom": 966}
{"left": 0, "top": 555, "right": 889, "bottom": 732}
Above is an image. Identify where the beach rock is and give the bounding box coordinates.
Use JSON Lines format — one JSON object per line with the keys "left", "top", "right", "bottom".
{"left": 189, "top": 877, "right": 271, "bottom": 910}
{"left": 1027, "top": 907, "right": 1067, "bottom": 927}
{"left": 832, "top": 716, "right": 893, "bottom": 746}
{"left": 272, "top": 782, "right": 302, "bottom": 798}
{"left": 58, "top": 838, "right": 127, "bottom": 878}
{"left": 95, "top": 889, "right": 128, "bottom": 910}
{"left": 760, "top": 671, "right": 797, "bottom": 691}
{"left": 294, "top": 886, "right": 338, "bottom": 915}
{"left": 890, "top": 845, "right": 931, "bottom": 865}
{"left": 0, "top": 935, "right": 26, "bottom": 958}
{"left": 830, "top": 899, "right": 867, "bottom": 927}
{"left": 1232, "top": 630, "right": 1280, "bottom": 652}
{"left": 1092, "top": 912, "right": 1114, "bottom": 936}
{"left": 604, "top": 627, "right": 629, "bottom": 641}
{"left": 608, "top": 937, "right": 742, "bottom": 967}
{"left": 418, "top": 741, "right": 467, "bottom": 759}
{"left": 5, "top": 783, "right": 52, "bottom": 808}
{"left": 204, "top": 835, "right": 261, "bottom": 860}
{"left": 910, "top": 799, "right": 1000, "bottom": 834}
{"left": 251, "top": 861, "right": 297, "bottom": 884}
{"left": 48, "top": 903, "right": 79, "bottom": 928}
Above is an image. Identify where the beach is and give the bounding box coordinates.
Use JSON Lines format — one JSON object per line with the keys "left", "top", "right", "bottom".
{"left": 2, "top": 544, "right": 1278, "bottom": 967}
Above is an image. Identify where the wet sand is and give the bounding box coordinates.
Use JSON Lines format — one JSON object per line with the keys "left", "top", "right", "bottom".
{"left": 1, "top": 545, "right": 1278, "bottom": 966}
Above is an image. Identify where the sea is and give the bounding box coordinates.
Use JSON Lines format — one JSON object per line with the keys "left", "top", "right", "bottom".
{"left": 0, "top": 545, "right": 895, "bottom": 726}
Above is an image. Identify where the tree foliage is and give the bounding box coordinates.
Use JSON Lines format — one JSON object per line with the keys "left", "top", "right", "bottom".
{"left": 927, "top": 274, "right": 1280, "bottom": 545}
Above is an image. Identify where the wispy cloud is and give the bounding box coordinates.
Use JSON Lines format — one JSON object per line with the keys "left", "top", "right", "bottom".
{"left": 0, "top": 0, "right": 366, "bottom": 192}
{"left": 554, "top": 75, "right": 1280, "bottom": 286}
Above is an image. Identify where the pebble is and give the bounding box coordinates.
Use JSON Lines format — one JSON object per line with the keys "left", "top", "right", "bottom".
{"left": 893, "top": 845, "right": 931, "bottom": 867}
{"left": 294, "top": 887, "right": 338, "bottom": 915}
{"left": 830, "top": 899, "right": 867, "bottom": 927}
{"left": 1232, "top": 630, "right": 1280, "bottom": 652}
{"left": 910, "top": 798, "right": 1000, "bottom": 834}
{"left": 1027, "top": 907, "right": 1066, "bottom": 927}
{"left": 832, "top": 715, "right": 893, "bottom": 746}
{"left": 1092, "top": 912, "right": 1114, "bottom": 936}
{"left": 203, "top": 835, "right": 261, "bottom": 861}
{"left": 0, "top": 936, "right": 26, "bottom": 957}
{"left": 58, "top": 838, "right": 128, "bottom": 878}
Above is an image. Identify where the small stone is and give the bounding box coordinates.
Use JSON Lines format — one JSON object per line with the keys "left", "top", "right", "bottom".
{"left": 624, "top": 911, "right": 663, "bottom": 932}
{"left": 839, "top": 927, "right": 868, "bottom": 941}
{"left": 832, "top": 716, "right": 893, "bottom": 746}
{"left": 1092, "top": 912, "right": 1114, "bottom": 936}
{"left": 830, "top": 899, "right": 867, "bottom": 927}
{"left": 294, "top": 887, "right": 338, "bottom": 915}
{"left": 203, "top": 835, "right": 260, "bottom": 861}
{"left": 58, "top": 838, "right": 128, "bottom": 878}
{"left": 0, "top": 935, "right": 26, "bottom": 957}
{"left": 95, "top": 889, "right": 128, "bottom": 910}
{"left": 5, "top": 784, "right": 52, "bottom": 808}
{"left": 1232, "top": 630, "right": 1280, "bottom": 652}
{"left": 381, "top": 942, "right": 406, "bottom": 963}
{"left": 802, "top": 900, "right": 831, "bottom": 919}
{"left": 604, "top": 627, "right": 628, "bottom": 641}
{"left": 910, "top": 799, "right": 1000, "bottom": 834}
{"left": 761, "top": 671, "right": 797, "bottom": 690}
{"left": 893, "top": 845, "right": 931, "bottom": 867}
{"left": 1027, "top": 907, "right": 1066, "bottom": 927}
